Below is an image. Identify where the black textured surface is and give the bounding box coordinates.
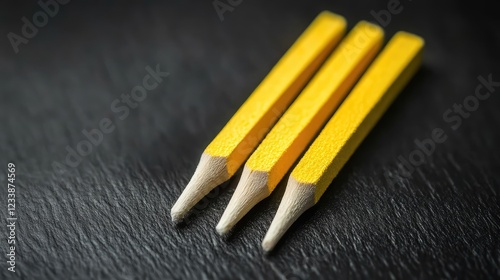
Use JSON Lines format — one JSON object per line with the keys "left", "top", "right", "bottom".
{"left": 1, "top": 0, "right": 499, "bottom": 279}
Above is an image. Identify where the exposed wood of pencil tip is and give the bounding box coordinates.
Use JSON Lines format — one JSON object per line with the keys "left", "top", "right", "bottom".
{"left": 262, "top": 178, "right": 315, "bottom": 252}
{"left": 171, "top": 153, "right": 229, "bottom": 223}
{"left": 216, "top": 168, "right": 270, "bottom": 235}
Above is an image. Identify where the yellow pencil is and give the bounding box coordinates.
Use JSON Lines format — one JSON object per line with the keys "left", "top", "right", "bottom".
{"left": 216, "top": 21, "right": 384, "bottom": 234}
{"left": 262, "top": 32, "right": 425, "bottom": 251}
{"left": 171, "top": 12, "right": 347, "bottom": 222}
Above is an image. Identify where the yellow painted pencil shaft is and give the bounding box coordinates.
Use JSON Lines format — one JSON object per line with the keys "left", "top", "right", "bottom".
{"left": 205, "top": 12, "right": 346, "bottom": 176}
{"left": 247, "top": 21, "right": 384, "bottom": 191}
{"left": 216, "top": 22, "right": 384, "bottom": 234}
{"left": 292, "top": 32, "right": 425, "bottom": 202}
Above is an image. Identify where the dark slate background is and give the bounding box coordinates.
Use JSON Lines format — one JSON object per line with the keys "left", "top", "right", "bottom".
{"left": 1, "top": 0, "right": 499, "bottom": 279}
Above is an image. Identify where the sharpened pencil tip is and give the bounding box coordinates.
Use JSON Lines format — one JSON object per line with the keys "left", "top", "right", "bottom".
{"left": 215, "top": 222, "right": 230, "bottom": 236}
{"left": 170, "top": 153, "right": 229, "bottom": 223}
{"left": 261, "top": 238, "right": 276, "bottom": 252}
{"left": 261, "top": 177, "right": 316, "bottom": 252}
{"left": 216, "top": 168, "right": 271, "bottom": 236}
{"left": 262, "top": 223, "right": 283, "bottom": 252}
{"left": 170, "top": 209, "right": 183, "bottom": 224}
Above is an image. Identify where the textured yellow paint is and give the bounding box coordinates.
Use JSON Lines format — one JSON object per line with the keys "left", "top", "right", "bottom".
{"left": 246, "top": 21, "right": 384, "bottom": 191}
{"left": 290, "top": 32, "right": 425, "bottom": 203}
{"left": 204, "top": 11, "right": 346, "bottom": 176}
